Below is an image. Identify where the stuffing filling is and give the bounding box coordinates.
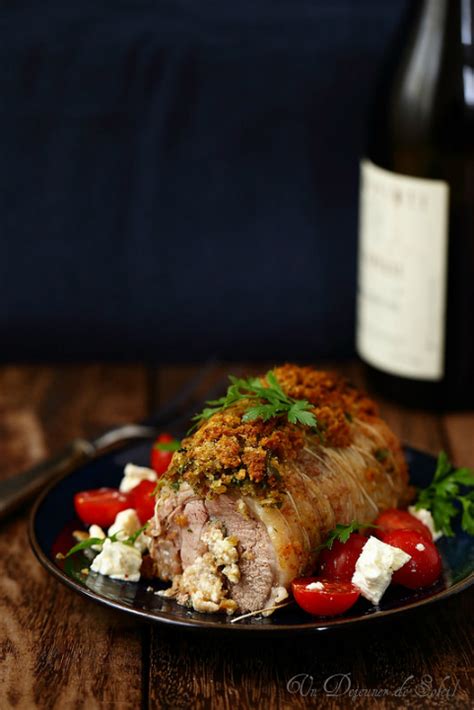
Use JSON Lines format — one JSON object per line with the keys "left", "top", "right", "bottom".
{"left": 158, "top": 522, "right": 240, "bottom": 614}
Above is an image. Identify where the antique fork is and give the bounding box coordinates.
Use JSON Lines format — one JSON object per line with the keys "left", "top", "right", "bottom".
{"left": 0, "top": 360, "right": 229, "bottom": 521}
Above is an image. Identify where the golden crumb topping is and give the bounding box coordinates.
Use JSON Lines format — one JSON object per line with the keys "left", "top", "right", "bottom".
{"left": 160, "top": 364, "right": 379, "bottom": 503}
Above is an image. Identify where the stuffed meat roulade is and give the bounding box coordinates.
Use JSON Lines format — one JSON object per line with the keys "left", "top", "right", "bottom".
{"left": 149, "top": 364, "right": 410, "bottom": 615}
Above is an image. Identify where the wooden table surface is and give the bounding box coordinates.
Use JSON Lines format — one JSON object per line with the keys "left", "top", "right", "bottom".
{"left": 0, "top": 362, "right": 472, "bottom": 709}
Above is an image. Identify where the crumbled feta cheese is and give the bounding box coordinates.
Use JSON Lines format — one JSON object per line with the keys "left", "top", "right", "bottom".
{"left": 119, "top": 463, "right": 157, "bottom": 493}
{"left": 415, "top": 542, "right": 426, "bottom": 552}
{"left": 306, "top": 581, "right": 325, "bottom": 591}
{"left": 408, "top": 506, "right": 442, "bottom": 541}
{"left": 89, "top": 524, "right": 106, "bottom": 551}
{"left": 108, "top": 508, "right": 150, "bottom": 552}
{"left": 108, "top": 508, "right": 142, "bottom": 539}
{"left": 89, "top": 524, "right": 106, "bottom": 539}
{"left": 91, "top": 539, "right": 142, "bottom": 582}
{"left": 352, "top": 536, "right": 411, "bottom": 605}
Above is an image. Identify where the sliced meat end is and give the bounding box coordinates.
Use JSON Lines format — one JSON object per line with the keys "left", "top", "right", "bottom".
{"left": 150, "top": 487, "right": 281, "bottom": 614}
{"left": 205, "top": 495, "right": 278, "bottom": 613}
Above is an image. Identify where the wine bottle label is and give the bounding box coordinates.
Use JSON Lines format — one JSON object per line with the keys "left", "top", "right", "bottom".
{"left": 357, "top": 160, "right": 449, "bottom": 380}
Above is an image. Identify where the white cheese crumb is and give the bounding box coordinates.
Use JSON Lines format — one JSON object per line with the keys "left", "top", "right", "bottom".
{"left": 88, "top": 524, "right": 106, "bottom": 551}
{"left": 408, "top": 506, "right": 442, "bottom": 541}
{"left": 89, "top": 524, "right": 106, "bottom": 539}
{"left": 119, "top": 463, "right": 157, "bottom": 493}
{"left": 306, "top": 581, "right": 325, "bottom": 591}
{"left": 91, "top": 539, "right": 142, "bottom": 582}
{"left": 108, "top": 508, "right": 150, "bottom": 552}
{"left": 108, "top": 508, "right": 142, "bottom": 539}
{"left": 415, "top": 542, "right": 426, "bottom": 552}
{"left": 352, "top": 536, "right": 411, "bottom": 605}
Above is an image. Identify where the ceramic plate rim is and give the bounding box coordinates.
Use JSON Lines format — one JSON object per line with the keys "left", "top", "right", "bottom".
{"left": 28, "top": 445, "right": 474, "bottom": 634}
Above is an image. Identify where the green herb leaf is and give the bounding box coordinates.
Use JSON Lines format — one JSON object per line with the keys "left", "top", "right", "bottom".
{"left": 317, "top": 521, "right": 377, "bottom": 552}
{"left": 415, "top": 452, "right": 474, "bottom": 537}
{"left": 63, "top": 537, "right": 105, "bottom": 558}
{"left": 243, "top": 403, "right": 283, "bottom": 422}
{"left": 374, "top": 448, "right": 389, "bottom": 463}
{"left": 62, "top": 522, "right": 149, "bottom": 560}
{"left": 124, "top": 524, "right": 149, "bottom": 546}
{"left": 191, "top": 370, "right": 318, "bottom": 431}
{"left": 460, "top": 492, "right": 474, "bottom": 535}
{"left": 288, "top": 401, "right": 317, "bottom": 427}
{"left": 154, "top": 439, "right": 181, "bottom": 452}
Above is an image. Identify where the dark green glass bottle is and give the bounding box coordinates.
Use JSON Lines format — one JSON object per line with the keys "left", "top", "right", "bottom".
{"left": 357, "top": 0, "right": 474, "bottom": 409}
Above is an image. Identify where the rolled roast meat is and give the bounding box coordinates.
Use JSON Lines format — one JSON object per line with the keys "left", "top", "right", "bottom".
{"left": 149, "top": 365, "right": 411, "bottom": 615}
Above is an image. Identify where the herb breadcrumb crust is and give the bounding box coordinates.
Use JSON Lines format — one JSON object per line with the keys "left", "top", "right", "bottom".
{"left": 158, "top": 364, "right": 407, "bottom": 506}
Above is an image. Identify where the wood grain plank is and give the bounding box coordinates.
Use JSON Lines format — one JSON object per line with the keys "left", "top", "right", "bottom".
{"left": 148, "top": 363, "right": 473, "bottom": 710}
{"left": 154, "top": 362, "right": 276, "bottom": 408}
{"left": 0, "top": 364, "right": 149, "bottom": 709}
{"left": 443, "top": 413, "right": 474, "bottom": 467}
{"left": 0, "top": 367, "right": 53, "bottom": 477}
{"left": 148, "top": 589, "right": 473, "bottom": 710}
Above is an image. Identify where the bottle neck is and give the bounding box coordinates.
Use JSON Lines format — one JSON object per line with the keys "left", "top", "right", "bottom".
{"left": 460, "top": 0, "right": 474, "bottom": 80}
{"left": 396, "top": 0, "right": 474, "bottom": 124}
{"left": 412, "top": 0, "right": 474, "bottom": 57}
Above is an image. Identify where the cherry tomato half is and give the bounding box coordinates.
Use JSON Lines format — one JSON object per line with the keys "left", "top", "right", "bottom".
{"left": 151, "top": 433, "right": 176, "bottom": 475}
{"left": 382, "top": 530, "right": 442, "bottom": 589}
{"left": 129, "top": 479, "right": 156, "bottom": 523}
{"left": 374, "top": 509, "right": 433, "bottom": 542}
{"left": 74, "top": 488, "right": 130, "bottom": 528}
{"left": 317, "top": 533, "right": 368, "bottom": 582}
{"left": 291, "top": 577, "right": 360, "bottom": 616}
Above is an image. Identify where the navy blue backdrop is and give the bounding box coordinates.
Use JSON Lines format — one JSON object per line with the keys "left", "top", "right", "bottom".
{"left": 1, "top": 1, "right": 407, "bottom": 361}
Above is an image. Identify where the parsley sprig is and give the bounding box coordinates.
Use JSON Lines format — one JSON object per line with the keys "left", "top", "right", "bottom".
{"left": 191, "top": 371, "right": 318, "bottom": 430}
{"left": 59, "top": 524, "right": 149, "bottom": 559}
{"left": 126, "top": 524, "right": 149, "bottom": 546}
{"left": 61, "top": 536, "right": 108, "bottom": 558}
{"left": 154, "top": 439, "right": 181, "bottom": 452}
{"left": 415, "top": 452, "right": 474, "bottom": 537}
{"left": 317, "top": 521, "right": 377, "bottom": 551}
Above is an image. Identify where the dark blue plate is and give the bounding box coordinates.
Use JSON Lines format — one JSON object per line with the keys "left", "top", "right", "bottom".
{"left": 29, "top": 443, "right": 474, "bottom": 634}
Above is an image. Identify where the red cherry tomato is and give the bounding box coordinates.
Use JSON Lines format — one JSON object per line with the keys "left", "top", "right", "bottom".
{"left": 382, "top": 530, "right": 442, "bottom": 589}
{"left": 374, "top": 509, "right": 432, "bottom": 542}
{"left": 291, "top": 577, "right": 360, "bottom": 616}
{"left": 74, "top": 488, "right": 130, "bottom": 528}
{"left": 129, "top": 479, "right": 156, "bottom": 523}
{"left": 317, "top": 533, "right": 368, "bottom": 581}
{"left": 151, "top": 433, "right": 176, "bottom": 475}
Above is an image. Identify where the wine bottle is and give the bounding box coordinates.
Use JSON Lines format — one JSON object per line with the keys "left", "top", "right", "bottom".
{"left": 357, "top": 0, "right": 474, "bottom": 409}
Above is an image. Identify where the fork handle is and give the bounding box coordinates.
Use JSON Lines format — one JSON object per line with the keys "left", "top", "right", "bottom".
{"left": 0, "top": 439, "right": 94, "bottom": 522}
